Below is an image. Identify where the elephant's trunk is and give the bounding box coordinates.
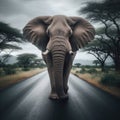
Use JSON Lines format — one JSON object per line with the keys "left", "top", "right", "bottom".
{"left": 52, "top": 46, "right": 66, "bottom": 97}
{"left": 42, "top": 37, "right": 73, "bottom": 97}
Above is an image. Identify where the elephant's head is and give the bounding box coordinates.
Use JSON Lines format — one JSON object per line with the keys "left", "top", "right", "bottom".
{"left": 23, "top": 15, "right": 95, "bottom": 54}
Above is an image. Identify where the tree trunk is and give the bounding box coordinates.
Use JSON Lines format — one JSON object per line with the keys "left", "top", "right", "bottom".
{"left": 101, "top": 62, "right": 105, "bottom": 72}
{"left": 114, "top": 57, "right": 120, "bottom": 71}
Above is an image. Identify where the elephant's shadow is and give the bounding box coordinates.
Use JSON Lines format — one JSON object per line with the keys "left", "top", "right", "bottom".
{"left": 38, "top": 98, "right": 76, "bottom": 120}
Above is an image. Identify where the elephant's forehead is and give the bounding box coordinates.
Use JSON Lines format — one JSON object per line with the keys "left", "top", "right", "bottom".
{"left": 52, "top": 15, "right": 67, "bottom": 21}
{"left": 53, "top": 15, "right": 66, "bottom": 18}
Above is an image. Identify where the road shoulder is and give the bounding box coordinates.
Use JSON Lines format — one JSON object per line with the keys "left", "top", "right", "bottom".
{"left": 71, "top": 71, "right": 120, "bottom": 98}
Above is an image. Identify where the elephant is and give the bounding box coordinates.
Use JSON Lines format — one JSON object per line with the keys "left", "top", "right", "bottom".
{"left": 23, "top": 15, "right": 95, "bottom": 100}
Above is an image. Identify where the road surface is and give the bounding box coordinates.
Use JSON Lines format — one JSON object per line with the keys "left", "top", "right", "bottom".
{"left": 0, "top": 71, "right": 120, "bottom": 120}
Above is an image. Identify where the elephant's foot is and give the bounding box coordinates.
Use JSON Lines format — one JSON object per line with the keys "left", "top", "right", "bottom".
{"left": 49, "top": 93, "right": 59, "bottom": 100}
{"left": 49, "top": 89, "right": 69, "bottom": 100}
{"left": 64, "top": 86, "right": 69, "bottom": 94}
{"left": 49, "top": 93, "right": 68, "bottom": 100}
{"left": 57, "top": 90, "right": 69, "bottom": 100}
{"left": 59, "top": 94, "right": 68, "bottom": 100}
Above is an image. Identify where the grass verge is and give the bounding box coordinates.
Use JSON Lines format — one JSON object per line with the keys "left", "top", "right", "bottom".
{"left": 71, "top": 69, "right": 120, "bottom": 98}
{"left": 0, "top": 68, "right": 46, "bottom": 89}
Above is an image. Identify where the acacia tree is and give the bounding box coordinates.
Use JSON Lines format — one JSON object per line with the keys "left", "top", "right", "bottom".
{"left": 1, "top": 54, "right": 12, "bottom": 64}
{"left": 34, "top": 59, "right": 46, "bottom": 68}
{"left": 84, "top": 40, "right": 109, "bottom": 71}
{"left": 74, "top": 63, "right": 81, "bottom": 68}
{"left": 0, "top": 22, "right": 23, "bottom": 66}
{"left": 80, "top": 0, "right": 120, "bottom": 71}
{"left": 17, "top": 53, "right": 37, "bottom": 68}
{"left": 0, "top": 22, "right": 22, "bottom": 53}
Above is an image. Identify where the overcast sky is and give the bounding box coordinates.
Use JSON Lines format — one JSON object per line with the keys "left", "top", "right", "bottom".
{"left": 0, "top": 0, "right": 102, "bottom": 60}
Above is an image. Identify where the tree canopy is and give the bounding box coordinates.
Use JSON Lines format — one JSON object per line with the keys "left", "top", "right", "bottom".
{"left": 0, "top": 22, "right": 23, "bottom": 52}
{"left": 79, "top": 0, "right": 120, "bottom": 71}
{"left": 80, "top": 0, "right": 120, "bottom": 21}
{"left": 0, "top": 22, "right": 22, "bottom": 42}
{"left": 17, "top": 53, "right": 37, "bottom": 68}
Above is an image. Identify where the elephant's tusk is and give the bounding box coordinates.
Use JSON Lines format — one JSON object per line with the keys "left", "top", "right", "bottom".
{"left": 42, "top": 49, "right": 50, "bottom": 55}
{"left": 69, "top": 50, "right": 73, "bottom": 55}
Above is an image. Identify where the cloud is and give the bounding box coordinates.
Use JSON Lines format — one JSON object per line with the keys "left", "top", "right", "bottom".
{"left": 1, "top": 0, "right": 78, "bottom": 29}
{"left": 10, "top": 42, "right": 42, "bottom": 57}
{"left": 0, "top": 0, "right": 102, "bottom": 59}
{"left": 0, "top": 0, "right": 104, "bottom": 29}
{"left": 0, "top": 0, "right": 26, "bottom": 16}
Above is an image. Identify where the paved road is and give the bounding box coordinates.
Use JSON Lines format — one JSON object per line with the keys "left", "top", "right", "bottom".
{"left": 0, "top": 71, "right": 120, "bottom": 120}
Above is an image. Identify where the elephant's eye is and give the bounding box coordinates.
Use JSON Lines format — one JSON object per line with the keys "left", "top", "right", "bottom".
{"left": 68, "top": 29, "right": 73, "bottom": 36}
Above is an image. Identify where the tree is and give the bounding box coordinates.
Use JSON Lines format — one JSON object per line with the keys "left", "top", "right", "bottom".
{"left": 80, "top": 0, "right": 120, "bottom": 71}
{"left": 74, "top": 63, "right": 81, "bottom": 68}
{"left": 1, "top": 54, "right": 12, "bottom": 64}
{"left": 0, "top": 22, "right": 23, "bottom": 66}
{"left": 84, "top": 40, "right": 109, "bottom": 72}
{"left": 0, "top": 22, "right": 22, "bottom": 53}
{"left": 17, "top": 53, "right": 37, "bottom": 68}
{"left": 33, "top": 59, "right": 46, "bottom": 68}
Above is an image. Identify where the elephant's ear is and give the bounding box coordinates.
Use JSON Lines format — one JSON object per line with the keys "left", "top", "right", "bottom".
{"left": 69, "top": 17, "right": 95, "bottom": 52}
{"left": 23, "top": 16, "right": 51, "bottom": 51}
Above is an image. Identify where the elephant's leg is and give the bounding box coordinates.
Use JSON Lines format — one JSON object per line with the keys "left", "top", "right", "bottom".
{"left": 63, "top": 53, "right": 76, "bottom": 94}
{"left": 48, "top": 67, "right": 59, "bottom": 99}
{"left": 42, "top": 54, "right": 58, "bottom": 99}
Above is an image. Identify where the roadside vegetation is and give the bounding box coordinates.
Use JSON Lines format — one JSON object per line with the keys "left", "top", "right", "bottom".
{"left": 0, "top": 55, "right": 46, "bottom": 89}
{"left": 72, "top": 65, "right": 120, "bottom": 98}
{"left": 0, "top": 57, "right": 46, "bottom": 89}
{"left": 0, "top": 68, "right": 46, "bottom": 89}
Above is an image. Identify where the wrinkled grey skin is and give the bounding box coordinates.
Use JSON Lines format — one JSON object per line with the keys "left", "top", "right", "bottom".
{"left": 23, "top": 15, "right": 95, "bottom": 100}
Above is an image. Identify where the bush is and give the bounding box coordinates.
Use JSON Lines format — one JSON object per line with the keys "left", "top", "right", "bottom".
{"left": 76, "top": 70, "right": 80, "bottom": 73}
{"left": 22, "top": 68, "right": 30, "bottom": 71}
{"left": 3, "top": 67, "right": 16, "bottom": 75}
{"left": 87, "top": 68, "right": 97, "bottom": 74}
{"left": 101, "top": 73, "right": 120, "bottom": 87}
{"left": 0, "top": 68, "right": 4, "bottom": 76}
{"left": 79, "top": 67, "right": 86, "bottom": 74}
